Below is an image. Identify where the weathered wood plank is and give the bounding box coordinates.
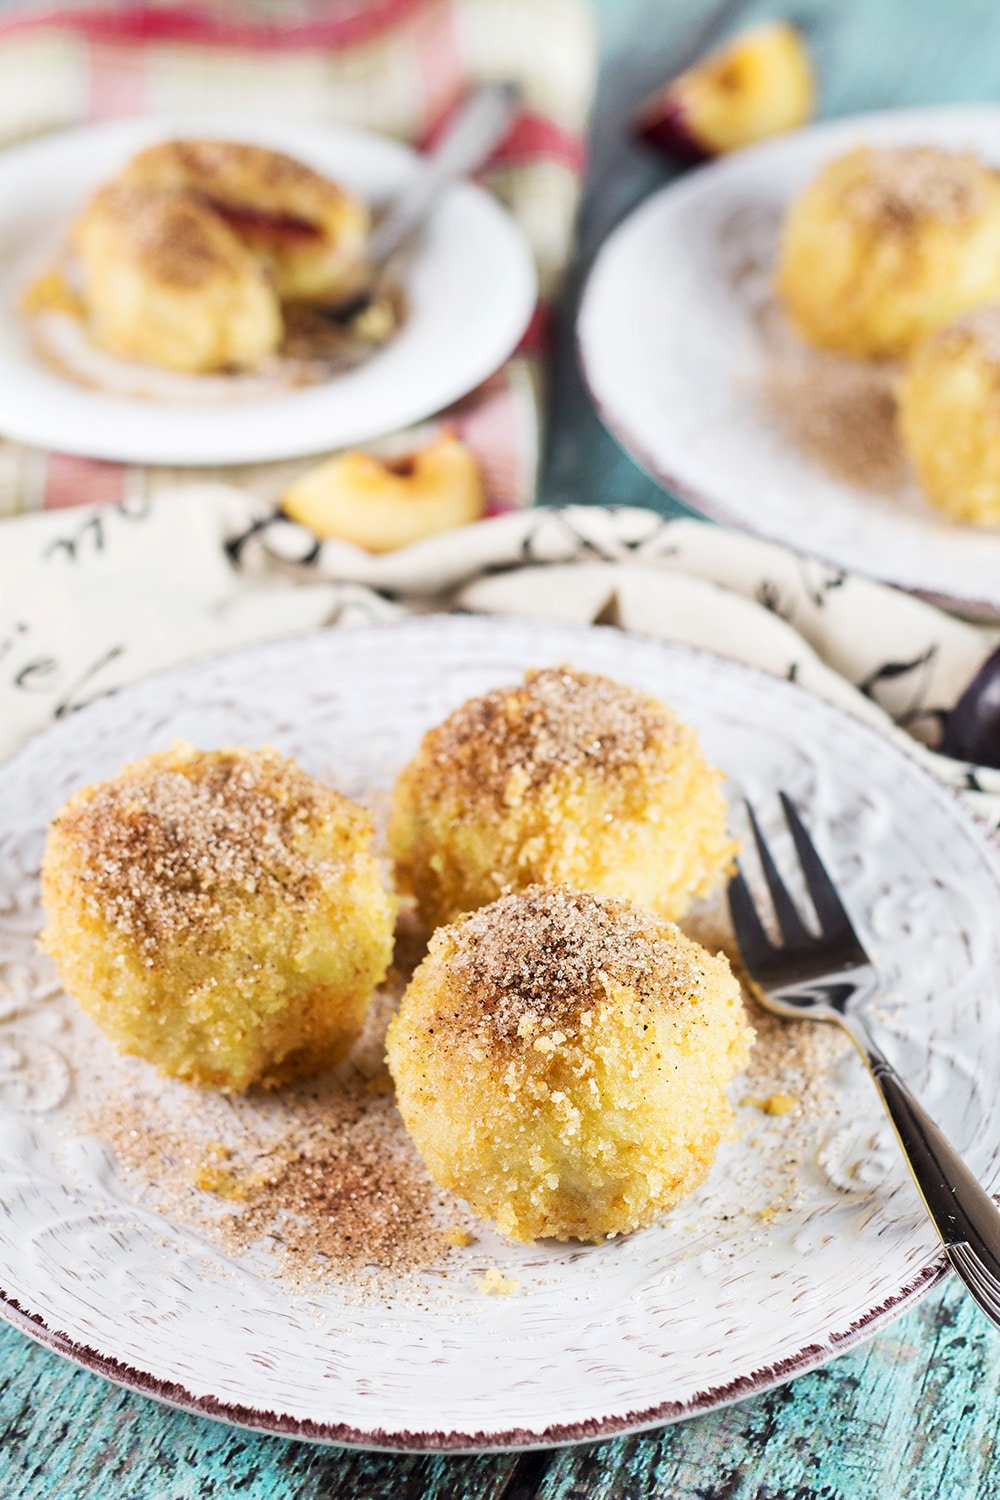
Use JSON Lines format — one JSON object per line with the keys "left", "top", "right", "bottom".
{"left": 536, "top": 1284, "right": 1000, "bottom": 1500}
{"left": 3, "top": 1280, "right": 999, "bottom": 1498}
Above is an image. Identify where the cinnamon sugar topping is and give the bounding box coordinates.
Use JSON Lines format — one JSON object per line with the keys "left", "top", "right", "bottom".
{"left": 430, "top": 667, "right": 673, "bottom": 797}
{"left": 845, "top": 146, "right": 987, "bottom": 228}
{"left": 89, "top": 187, "right": 253, "bottom": 289}
{"left": 57, "top": 747, "right": 346, "bottom": 955}
{"left": 448, "top": 886, "right": 705, "bottom": 1042}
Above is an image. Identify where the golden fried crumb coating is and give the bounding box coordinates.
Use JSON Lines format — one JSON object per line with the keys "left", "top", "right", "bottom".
{"left": 898, "top": 305, "right": 1000, "bottom": 526}
{"left": 40, "top": 744, "right": 395, "bottom": 1091}
{"left": 120, "top": 139, "right": 370, "bottom": 304}
{"left": 777, "top": 145, "right": 1000, "bottom": 358}
{"left": 388, "top": 666, "right": 735, "bottom": 929}
{"left": 73, "top": 183, "right": 282, "bottom": 372}
{"left": 386, "top": 885, "right": 754, "bottom": 1242}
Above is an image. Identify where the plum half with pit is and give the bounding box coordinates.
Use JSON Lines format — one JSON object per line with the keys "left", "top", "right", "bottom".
{"left": 634, "top": 21, "right": 816, "bottom": 163}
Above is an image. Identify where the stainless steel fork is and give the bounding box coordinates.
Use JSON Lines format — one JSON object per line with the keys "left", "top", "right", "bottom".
{"left": 727, "top": 790, "right": 1000, "bottom": 1330}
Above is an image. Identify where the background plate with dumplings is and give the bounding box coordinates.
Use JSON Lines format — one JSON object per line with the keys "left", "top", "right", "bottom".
{"left": 0, "top": 117, "right": 536, "bottom": 465}
{"left": 578, "top": 105, "right": 1000, "bottom": 619}
{"left": 1, "top": 615, "right": 999, "bottom": 1450}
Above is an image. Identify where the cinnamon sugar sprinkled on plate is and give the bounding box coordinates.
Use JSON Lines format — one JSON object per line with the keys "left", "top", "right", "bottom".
{"left": 84, "top": 967, "right": 469, "bottom": 1296}
{"left": 218, "top": 1084, "right": 446, "bottom": 1281}
{"left": 94, "top": 1080, "right": 452, "bottom": 1288}
{"left": 760, "top": 349, "right": 907, "bottom": 495}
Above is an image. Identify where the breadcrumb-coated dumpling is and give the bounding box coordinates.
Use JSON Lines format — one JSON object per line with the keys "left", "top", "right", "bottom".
{"left": 70, "top": 139, "right": 371, "bottom": 373}
{"left": 119, "top": 139, "right": 370, "bottom": 305}
{"left": 73, "top": 184, "right": 283, "bottom": 373}
{"left": 385, "top": 885, "right": 754, "bottom": 1243}
{"left": 388, "top": 666, "right": 735, "bottom": 930}
{"left": 897, "top": 305, "right": 1000, "bottom": 526}
{"left": 39, "top": 744, "right": 395, "bottom": 1092}
{"left": 777, "top": 145, "right": 1000, "bottom": 359}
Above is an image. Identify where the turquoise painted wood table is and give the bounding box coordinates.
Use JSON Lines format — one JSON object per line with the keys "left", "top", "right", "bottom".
{"left": 4, "top": 1, "right": 1000, "bottom": 1495}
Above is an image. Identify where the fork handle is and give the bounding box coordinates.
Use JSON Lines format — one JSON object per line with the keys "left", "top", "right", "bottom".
{"left": 845, "top": 1019, "right": 1000, "bottom": 1328}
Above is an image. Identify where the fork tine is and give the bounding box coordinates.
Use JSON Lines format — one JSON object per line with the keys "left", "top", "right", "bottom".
{"left": 745, "top": 801, "right": 812, "bottom": 948}
{"left": 726, "top": 863, "right": 775, "bottom": 972}
{"left": 779, "top": 791, "right": 862, "bottom": 945}
{"left": 948, "top": 1244, "right": 1000, "bottom": 1326}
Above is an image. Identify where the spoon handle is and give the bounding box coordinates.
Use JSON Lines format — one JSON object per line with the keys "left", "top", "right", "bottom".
{"left": 367, "top": 81, "right": 520, "bottom": 268}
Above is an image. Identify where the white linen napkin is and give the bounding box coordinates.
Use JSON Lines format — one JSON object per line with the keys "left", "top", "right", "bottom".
{"left": 3, "top": 489, "right": 998, "bottom": 828}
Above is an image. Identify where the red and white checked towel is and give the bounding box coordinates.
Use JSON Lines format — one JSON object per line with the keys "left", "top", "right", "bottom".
{"left": 0, "top": 0, "right": 596, "bottom": 517}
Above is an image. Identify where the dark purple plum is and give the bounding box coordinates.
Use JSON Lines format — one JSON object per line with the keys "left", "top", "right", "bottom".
{"left": 940, "top": 644, "right": 1000, "bottom": 768}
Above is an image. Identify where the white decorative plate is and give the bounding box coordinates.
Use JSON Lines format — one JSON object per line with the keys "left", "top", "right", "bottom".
{"left": 578, "top": 105, "right": 1000, "bottom": 618}
{"left": 1, "top": 616, "right": 999, "bottom": 1451}
{"left": 0, "top": 117, "right": 535, "bottom": 464}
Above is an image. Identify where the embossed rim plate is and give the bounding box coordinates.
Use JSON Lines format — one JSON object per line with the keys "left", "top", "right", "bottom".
{"left": 0, "top": 116, "right": 536, "bottom": 464}
{"left": 1, "top": 615, "right": 1000, "bottom": 1451}
{"left": 578, "top": 105, "right": 1000, "bottom": 619}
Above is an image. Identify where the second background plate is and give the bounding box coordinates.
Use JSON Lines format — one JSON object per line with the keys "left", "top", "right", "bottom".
{"left": 578, "top": 105, "right": 1000, "bottom": 618}
{"left": 0, "top": 116, "right": 536, "bottom": 465}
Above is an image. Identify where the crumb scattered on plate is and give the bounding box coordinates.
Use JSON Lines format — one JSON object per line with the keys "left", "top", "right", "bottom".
{"left": 477, "top": 1266, "right": 520, "bottom": 1295}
